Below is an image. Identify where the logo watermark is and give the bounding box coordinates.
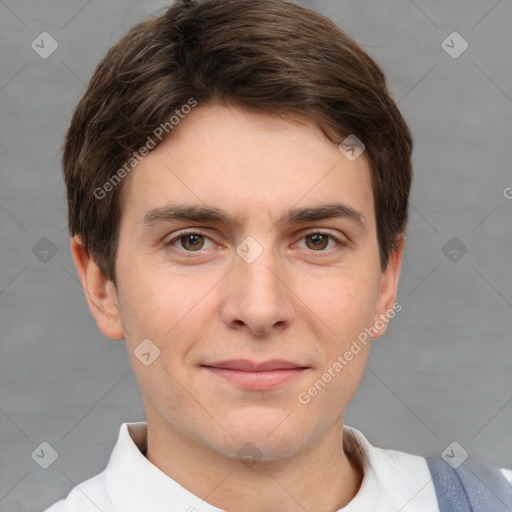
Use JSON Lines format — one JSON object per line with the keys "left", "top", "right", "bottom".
{"left": 338, "top": 134, "right": 365, "bottom": 161}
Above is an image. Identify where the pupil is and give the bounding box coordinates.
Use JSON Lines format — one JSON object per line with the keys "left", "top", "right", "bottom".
{"left": 184, "top": 234, "right": 203, "bottom": 250}
{"left": 308, "top": 233, "right": 328, "bottom": 250}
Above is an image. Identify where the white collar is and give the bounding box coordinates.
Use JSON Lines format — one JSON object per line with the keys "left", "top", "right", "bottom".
{"left": 103, "top": 422, "right": 222, "bottom": 511}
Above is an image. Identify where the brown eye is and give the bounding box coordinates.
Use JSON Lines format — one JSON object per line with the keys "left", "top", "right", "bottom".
{"left": 167, "top": 230, "right": 217, "bottom": 255}
{"left": 305, "top": 233, "right": 330, "bottom": 250}
{"left": 180, "top": 233, "right": 204, "bottom": 251}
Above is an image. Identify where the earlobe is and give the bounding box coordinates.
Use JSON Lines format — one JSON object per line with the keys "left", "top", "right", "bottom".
{"left": 69, "top": 235, "right": 125, "bottom": 340}
{"left": 371, "top": 234, "right": 406, "bottom": 339}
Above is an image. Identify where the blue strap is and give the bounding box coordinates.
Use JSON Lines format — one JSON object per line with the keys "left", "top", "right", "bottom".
{"left": 427, "top": 456, "right": 512, "bottom": 512}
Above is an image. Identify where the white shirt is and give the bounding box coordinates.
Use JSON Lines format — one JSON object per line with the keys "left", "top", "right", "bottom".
{"left": 44, "top": 422, "right": 441, "bottom": 512}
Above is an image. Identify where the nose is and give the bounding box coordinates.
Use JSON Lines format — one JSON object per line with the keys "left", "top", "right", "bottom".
{"left": 218, "top": 246, "right": 295, "bottom": 337}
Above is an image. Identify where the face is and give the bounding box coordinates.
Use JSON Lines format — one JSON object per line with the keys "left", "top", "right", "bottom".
{"left": 78, "top": 103, "right": 403, "bottom": 462}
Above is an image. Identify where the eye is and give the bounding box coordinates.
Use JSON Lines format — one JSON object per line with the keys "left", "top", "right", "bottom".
{"left": 297, "top": 232, "right": 346, "bottom": 252}
{"left": 167, "top": 231, "right": 215, "bottom": 252}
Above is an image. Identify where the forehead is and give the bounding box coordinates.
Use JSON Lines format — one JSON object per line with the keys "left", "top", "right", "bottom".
{"left": 119, "top": 103, "right": 374, "bottom": 229}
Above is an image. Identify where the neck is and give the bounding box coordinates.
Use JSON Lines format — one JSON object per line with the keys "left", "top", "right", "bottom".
{"left": 143, "top": 414, "right": 363, "bottom": 512}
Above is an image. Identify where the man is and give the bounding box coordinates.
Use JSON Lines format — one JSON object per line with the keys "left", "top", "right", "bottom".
{"left": 45, "top": 0, "right": 512, "bottom": 510}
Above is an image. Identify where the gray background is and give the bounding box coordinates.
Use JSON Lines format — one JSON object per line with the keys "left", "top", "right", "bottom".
{"left": 1, "top": 0, "right": 511, "bottom": 510}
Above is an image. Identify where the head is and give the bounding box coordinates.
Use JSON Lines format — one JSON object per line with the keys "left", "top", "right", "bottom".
{"left": 66, "top": 0, "right": 412, "bottom": 461}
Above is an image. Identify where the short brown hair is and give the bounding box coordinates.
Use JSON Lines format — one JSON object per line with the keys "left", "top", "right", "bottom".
{"left": 63, "top": 0, "right": 413, "bottom": 285}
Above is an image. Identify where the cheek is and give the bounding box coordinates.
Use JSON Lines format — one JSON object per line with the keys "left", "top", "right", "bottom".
{"left": 116, "top": 256, "right": 201, "bottom": 337}
{"left": 296, "top": 266, "right": 380, "bottom": 339}
{"left": 117, "top": 266, "right": 219, "bottom": 391}
{"left": 117, "top": 271, "right": 205, "bottom": 408}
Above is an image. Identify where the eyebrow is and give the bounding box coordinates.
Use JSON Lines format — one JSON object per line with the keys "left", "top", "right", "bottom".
{"left": 142, "top": 202, "right": 367, "bottom": 230}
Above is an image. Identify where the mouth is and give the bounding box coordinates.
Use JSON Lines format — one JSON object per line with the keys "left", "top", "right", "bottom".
{"left": 201, "top": 359, "right": 310, "bottom": 390}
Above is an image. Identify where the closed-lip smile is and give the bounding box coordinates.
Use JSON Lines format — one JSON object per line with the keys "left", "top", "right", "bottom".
{"left": 201, "top": 359, "right": 310, "bottom": 390}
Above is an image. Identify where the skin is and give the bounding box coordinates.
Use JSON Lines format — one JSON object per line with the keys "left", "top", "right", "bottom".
{"left": 71, "top": 103, "right": 404, "bottom": 511}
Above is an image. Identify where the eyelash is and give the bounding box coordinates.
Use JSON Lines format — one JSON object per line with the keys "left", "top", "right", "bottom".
{"left": 165, "top": 230, "right": 348, "bottom": 255}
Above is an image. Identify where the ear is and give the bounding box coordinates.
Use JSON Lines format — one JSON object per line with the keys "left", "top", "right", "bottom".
{"left": 70, "top": 235, "right": 125, "bottom": 339}
{"left": 371, "top": 233, "right": 405, "bottom": 339}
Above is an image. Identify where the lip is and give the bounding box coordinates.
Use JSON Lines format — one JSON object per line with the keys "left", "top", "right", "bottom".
{"left": 205, "top": 359, "right": 307, "bottom": 371}
{"left": 201, "top": 359, "right": 309, "bottom": 390}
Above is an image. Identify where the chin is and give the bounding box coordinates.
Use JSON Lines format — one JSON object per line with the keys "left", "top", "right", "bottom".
{"left": 216, "top": 435, "right": 304, "bottom": 464}
{"left": 210, "top": 416, "right": 307, "bottom": 462}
